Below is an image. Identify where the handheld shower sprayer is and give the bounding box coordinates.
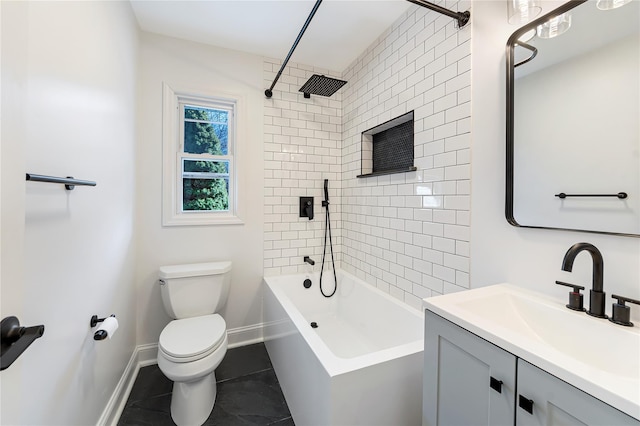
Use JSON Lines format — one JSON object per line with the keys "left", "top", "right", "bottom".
{"left": 323, "top": 179, "right": 329, "bottom": 207}
{"left": 320, "top": 178, "right": 337, "bottom": 297}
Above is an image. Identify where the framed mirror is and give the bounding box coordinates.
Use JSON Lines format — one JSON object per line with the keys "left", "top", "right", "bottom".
{"left": 506, "top": 0, "right": 639, "bottom": 237}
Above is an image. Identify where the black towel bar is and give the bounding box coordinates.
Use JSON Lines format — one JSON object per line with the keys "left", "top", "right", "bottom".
{"left": 555, "top": 192, "right": 627, "bottom": 199}
{"left": 26, "top": 173, "right": 96, "bottom": 190}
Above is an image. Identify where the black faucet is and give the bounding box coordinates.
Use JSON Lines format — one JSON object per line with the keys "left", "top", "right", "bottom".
{"left": 560, "top": 242, "right": 607, "bottom": 318}
{"left": 304, "top": 256, "right": 315, "bottom": 266}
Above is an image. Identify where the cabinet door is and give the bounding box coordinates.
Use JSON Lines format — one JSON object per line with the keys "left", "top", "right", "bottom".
{"left": 423, "top": 310, "right": 517, "bottom": 426}
{"left": 516, "top": 360, "right": 640, "bottom": 426}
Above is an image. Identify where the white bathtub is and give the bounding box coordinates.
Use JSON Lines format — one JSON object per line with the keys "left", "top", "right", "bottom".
{"left": 263, "top": 269, "right": 424, "bottom": 426}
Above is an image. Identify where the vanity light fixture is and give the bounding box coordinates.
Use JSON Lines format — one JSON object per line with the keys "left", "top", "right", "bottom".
{"left": 537, "top": 12, "right": 572, "bottom": 39}
{"left": 507, "top": 0, "right": 542, "bottom": 25}
{"left": 596, "top": 0, "right": 632, "bottom": 10}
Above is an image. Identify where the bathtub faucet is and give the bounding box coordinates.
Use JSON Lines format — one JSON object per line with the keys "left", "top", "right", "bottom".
{"left": 304, "top": 256, "right": 315, "bottom": 266}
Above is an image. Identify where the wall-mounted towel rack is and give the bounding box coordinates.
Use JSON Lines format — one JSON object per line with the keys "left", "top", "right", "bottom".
{"left": 26, "top": 173, "right": 96, "bottom": 190}
{"left": 555, "top": 192, "right": 628, "bottom": 199}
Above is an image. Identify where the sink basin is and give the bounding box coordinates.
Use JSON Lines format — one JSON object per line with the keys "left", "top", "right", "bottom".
{"left": 423, "top": 284, "right": 640, "bottom": 420}
{"left": 454, "top": 289, "right": 640, "bottom": 378}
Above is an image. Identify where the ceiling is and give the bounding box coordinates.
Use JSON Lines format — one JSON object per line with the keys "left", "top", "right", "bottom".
{"left": 130, "top": 0, "right": 414, "bottom": 72}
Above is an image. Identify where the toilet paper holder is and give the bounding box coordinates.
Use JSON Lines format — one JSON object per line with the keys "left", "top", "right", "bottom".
{"left": 90, "top": 314, "right": 116, "bottom": 340}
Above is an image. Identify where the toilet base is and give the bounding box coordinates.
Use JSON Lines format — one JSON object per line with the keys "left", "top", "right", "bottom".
{"left": 170, "top": 371, "right": 217, "bottom": 426}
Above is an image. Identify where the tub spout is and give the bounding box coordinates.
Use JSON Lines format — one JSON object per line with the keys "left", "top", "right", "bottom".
{"left": 304, "top": 256, "right": 315, "bottom": 266}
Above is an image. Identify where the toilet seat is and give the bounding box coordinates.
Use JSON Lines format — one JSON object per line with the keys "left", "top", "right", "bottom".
{"left": 159, "top": 314, "right": 226, "bottom": 363}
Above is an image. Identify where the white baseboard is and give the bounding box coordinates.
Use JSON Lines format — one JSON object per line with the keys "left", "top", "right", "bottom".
{"left": 96, "top": 347, "right": 140, "bottom": 426}
{"left": 227, "top": 322, "right": 264, "bottom": 348}
{"left": 97, "top": 323, "right": 265, "bottom": 425}
{"left": 137, "top": 343, "right": 159, "bottom": 367}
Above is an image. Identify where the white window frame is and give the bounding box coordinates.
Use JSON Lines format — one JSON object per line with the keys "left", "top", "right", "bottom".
{"left": 162, "top": 83, "right": 244, "bottom": 226}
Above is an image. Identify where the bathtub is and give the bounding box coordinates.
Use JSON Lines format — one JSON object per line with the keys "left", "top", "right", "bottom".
{"left": 263, "top": 269, "right": 423, "bottom": 426}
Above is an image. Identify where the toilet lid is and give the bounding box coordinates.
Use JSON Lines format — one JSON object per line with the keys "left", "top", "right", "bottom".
{"left": 159, "top": 314, "right": 226, "bottom": 359}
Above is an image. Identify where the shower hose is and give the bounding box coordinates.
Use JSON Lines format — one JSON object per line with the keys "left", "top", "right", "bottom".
{"left": 320, "top": 198, "right": 337, "bottom": 298}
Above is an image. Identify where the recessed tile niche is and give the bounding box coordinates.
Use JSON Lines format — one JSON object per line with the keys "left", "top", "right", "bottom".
{"left": 357, "top": 111, "right": 416, "bottom": 178}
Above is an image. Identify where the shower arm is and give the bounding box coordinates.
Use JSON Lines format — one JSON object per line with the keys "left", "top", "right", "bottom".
{"left": 264, "top": 0, "right": 471, "bottom": 99}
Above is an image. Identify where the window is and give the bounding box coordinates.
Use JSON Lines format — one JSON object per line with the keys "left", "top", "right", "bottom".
{"left": 163, "top": 84, "right": 243, "bottom": 225}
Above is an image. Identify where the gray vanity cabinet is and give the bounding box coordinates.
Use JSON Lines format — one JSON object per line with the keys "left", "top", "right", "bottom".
{"left": 423, "top": 310, "right": 516, "bottom": 426}
{"left": 424, "top": 309, "right": 640, "bottom": 426}
{"left": 516, "top": 360, "right": 639, "bottom": 425}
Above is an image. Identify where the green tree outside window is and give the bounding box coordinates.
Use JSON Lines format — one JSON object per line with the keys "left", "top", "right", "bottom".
{"left": 182, "top": 107, "right": 229, "bottom": 211}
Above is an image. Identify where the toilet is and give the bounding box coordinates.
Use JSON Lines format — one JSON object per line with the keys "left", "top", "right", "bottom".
{"left": 156, "top": 261, "right": 232, "bottom": 426}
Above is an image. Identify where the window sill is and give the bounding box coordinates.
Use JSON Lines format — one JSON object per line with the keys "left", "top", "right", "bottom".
{"left": 162, "top": 214, "right": 244, "bottom": 227}
{"left": 357, "top": 166, "right": 417, "bottom": 178}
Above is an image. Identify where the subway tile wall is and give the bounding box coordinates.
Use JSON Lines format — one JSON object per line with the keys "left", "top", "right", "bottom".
{"left": 263, "top": 59, "right": 343, "bottom": 276}
{"left": 341, "top": 1, "right": 472, "bottom": 310}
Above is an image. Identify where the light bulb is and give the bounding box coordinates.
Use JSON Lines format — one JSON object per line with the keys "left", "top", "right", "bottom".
{"left": 596, "top": 0, "right": 632, "bottom": 10}
{"left": 508, "top": 0, "right": 542, "bottom": 25}
{"left": 537, "top": 12, "right": 572, "bottom": 39}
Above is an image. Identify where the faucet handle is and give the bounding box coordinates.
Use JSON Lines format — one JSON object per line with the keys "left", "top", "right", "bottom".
{"left": 609, "top": 294, "right": 640, "bottom": 327}
{"left": 555, "top": 281, "right": 586, "bottom": 312}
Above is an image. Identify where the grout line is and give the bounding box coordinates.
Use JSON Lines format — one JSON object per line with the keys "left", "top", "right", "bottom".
{"left": 216, "top": 366, "right": 275, "bottom": 384}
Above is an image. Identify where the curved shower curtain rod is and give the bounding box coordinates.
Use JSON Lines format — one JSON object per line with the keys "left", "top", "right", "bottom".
{"left": 264, "top": 0, "right": 471, "bottom": 99}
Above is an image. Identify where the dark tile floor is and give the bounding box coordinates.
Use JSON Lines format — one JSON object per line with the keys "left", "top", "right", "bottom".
{"left": 118, "top": 343, "right": 294, "bottom": 426}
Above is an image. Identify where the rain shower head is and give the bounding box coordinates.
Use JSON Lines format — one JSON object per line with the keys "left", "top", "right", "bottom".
{"left": 299, "top": 74, "right": 347, "bottom": 98}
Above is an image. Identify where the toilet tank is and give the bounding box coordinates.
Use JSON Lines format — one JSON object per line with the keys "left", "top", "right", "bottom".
{"left": 159, "top": 261, "right": 232, "bottom": 319}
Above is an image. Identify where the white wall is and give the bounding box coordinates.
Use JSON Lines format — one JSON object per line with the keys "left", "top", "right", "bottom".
{"left": 263, "top": 59, "right": 343, "bottom": 276}
{"left": 0, "top": 1, "right": 139, "bottom": 424}
{"left": 471, "top": 0, "right": 640, "bottom": 322}
{"left": 341, "top": 1, "right": 472, "bottom": 310}
{"left": 136, "top": 33, "right": 265, "bottom": 346}
{"left": 514, "top": 34, "right": 639, "bottom": 233}
{"left": 0, "top": 0, "right": 27, "bottom": 418}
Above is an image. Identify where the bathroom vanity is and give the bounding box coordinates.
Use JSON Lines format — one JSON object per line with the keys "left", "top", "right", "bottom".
{"left": 422, "top": 284, "right": 640, "bottom": 425}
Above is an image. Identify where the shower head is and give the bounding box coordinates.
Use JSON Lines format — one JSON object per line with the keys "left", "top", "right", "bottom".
{"left": 299, "top": 74, "right": 347, "bottom": 98}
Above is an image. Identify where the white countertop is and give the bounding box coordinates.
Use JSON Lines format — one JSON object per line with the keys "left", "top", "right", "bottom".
{"left": 423, "top": 283, "right": 640, "bottom": 420}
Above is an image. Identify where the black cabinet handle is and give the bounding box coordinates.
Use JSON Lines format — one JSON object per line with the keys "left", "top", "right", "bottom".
{"left": 489, "top": 376, "right": 503, "bottom": 393}
{"left": 519, "top": 395, "right": 534, "bottom": 414}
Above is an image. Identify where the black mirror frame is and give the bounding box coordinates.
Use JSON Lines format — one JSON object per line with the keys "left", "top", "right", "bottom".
{"left": 505, "top": 0, "right": 638, "bottom": 238}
